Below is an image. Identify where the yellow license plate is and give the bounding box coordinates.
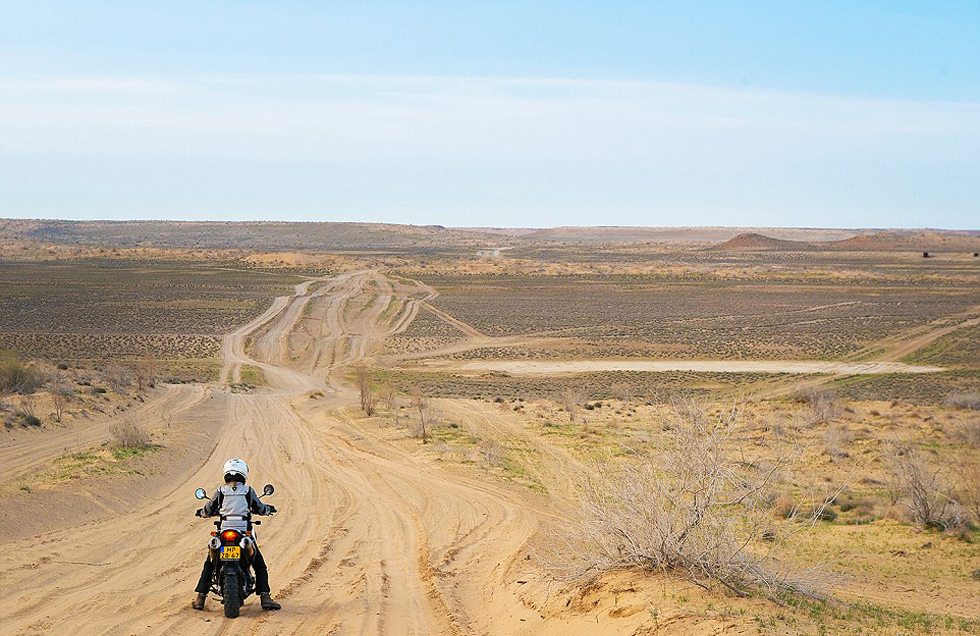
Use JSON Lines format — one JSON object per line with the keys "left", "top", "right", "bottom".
{"left": 220, "top": 546, "right": 241, "bottom": 560}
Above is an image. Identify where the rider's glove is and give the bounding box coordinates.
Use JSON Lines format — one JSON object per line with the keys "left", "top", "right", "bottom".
{"left": 195, "top": 508, "right": 206, "bottom": 518}
{"left": 266, "top": 505, "right": 278, "bottom": 515}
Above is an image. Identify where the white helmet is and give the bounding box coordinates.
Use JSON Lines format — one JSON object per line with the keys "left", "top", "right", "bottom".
{"left": 223, "top": 458, "right": 249, "bottom": 483}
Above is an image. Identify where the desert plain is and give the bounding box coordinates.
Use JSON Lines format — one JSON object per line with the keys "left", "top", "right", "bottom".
{"left": 1, "top": 220, "right": 979, "bottom": 635}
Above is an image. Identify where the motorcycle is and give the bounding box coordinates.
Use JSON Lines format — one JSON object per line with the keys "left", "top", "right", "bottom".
{"left": 194, "top": 483, "right": 276, "bottom": 618}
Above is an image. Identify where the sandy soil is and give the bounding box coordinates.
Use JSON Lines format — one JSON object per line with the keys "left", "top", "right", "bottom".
{"left": 418, "top": 359, "right": 944, "bottom": 375}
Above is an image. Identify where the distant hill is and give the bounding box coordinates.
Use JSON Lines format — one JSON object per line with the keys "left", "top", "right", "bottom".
{"left": 825, "top": 231, "right": 980, "bottom": 252}
{"left": 0, "top": 219, "right": 502, "bottom": 252}
{"left": 511, "top": 226, "right": 866, "bottom": 244}
{"left": 709, "top": 232, "right": 812, "bottom": 251}
{"left": 709, "top": 230, "right": 980, "bottom": 253}
{"left": 3, "top": 219, "right": 977, "bottom": 254}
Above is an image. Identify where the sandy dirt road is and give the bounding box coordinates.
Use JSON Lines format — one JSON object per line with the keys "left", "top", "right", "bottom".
{"left": 0, "top": 271, "right": 656, "bottom": 636}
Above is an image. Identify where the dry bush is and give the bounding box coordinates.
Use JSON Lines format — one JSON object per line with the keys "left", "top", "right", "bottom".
{"left": 794, "top": 386, "right": 840, "bottom": 425}
{"left": 135, "top": 351, "right": 157, "bottom": 392}
{"left": 379, "top": 383, "right": 398, "bottom": 412}
{"left": 946, "top": 392, "right": 980, "bottom": 410}
{"left": 610, "top": 382, "right": 633, "bottom": 403}
{"left": 109, "top": 417, "right": 151, "bottom": 448}
{"left": 953, "top": 419, "right": 980, "bottom": 447}
{"left": 0, "top": 351, "right": 44, "bottom": 394}
{"left": 885, "top": 442, "right": 963, "bottom": 531}
{"left": 49, "top": 379, "right": 74, "bottom": 423}
{"left": 410, "top": 388, "right": 432, "bottom": 443}
{"left": 105, "top": 363, "right": 133, "bottom": 393}
{"left": 952, "top": 456, "right": 980, "bottom": 526}
{"left": 560, "top": 388, "right": 583, "bottom": 423}
{"left": 353, "top": 365, "right": 378, "bottom": 416}
{"left": 478, "top": 440, "right": 505, "bottom": 469}
{"left": 822, "top": 424, "right": 852, "bottom": 460}
{"left": 544, "top": 399, "right": 837, "bottom": 599}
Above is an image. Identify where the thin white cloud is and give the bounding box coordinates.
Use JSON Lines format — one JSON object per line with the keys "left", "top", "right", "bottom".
{"left": 0, "top": 74, "right": 976, "bottom": 226}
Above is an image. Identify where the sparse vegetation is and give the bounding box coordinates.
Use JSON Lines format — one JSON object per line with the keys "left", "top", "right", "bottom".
{"left": 0, "top": 259, "right": 298, "bottom": 381}
{"left": 545, "top": 399, "right": 839, "bottom": 600}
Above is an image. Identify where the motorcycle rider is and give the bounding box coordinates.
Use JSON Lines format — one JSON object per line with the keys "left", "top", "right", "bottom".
{"left": 192, "top": 458, "right": 282, "bottom": 611}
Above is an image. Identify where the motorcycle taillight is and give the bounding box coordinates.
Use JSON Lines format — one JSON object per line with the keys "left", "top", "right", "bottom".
{"left": 220, "top": 530, "right": 240, "bottom": 543}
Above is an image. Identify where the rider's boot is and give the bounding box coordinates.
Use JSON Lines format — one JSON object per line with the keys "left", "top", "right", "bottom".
{"left": 192, "top": 592, "right": 207, "bottom": 610}
{"left": 260, "top": 593, "right": 281, "bottom": 611}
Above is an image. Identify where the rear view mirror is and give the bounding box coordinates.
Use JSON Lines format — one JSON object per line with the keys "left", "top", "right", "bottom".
{"left": 194, "top": 488, "right": 208, "bottom": 500}
{"left": 262, "top": 484, "right": 275, "bottom": 497}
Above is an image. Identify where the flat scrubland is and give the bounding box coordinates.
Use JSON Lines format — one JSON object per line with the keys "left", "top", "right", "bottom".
{"left": 2, "top": 222, "right": 979, "bottom": 635}
{"left": 0, "top": 258, "right": 301, "bottom": 381}
{"left": 401, "top": 273, "right": 972, "bottom": 360}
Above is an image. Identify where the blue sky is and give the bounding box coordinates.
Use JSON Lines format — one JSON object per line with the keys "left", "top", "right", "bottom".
{"left": 0, "top": 1, "right": 977, "bottom": 228}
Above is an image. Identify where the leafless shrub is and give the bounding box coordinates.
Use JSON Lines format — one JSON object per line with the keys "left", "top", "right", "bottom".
{"left": 952, "top": 455, "right": 980, "bottom": 526}
{"left": 560, "top": 388, "right": 583, "bottom": 423}
{"left": 105, "top": 363, "right": 133, "bottom": 393}
{"left": 353, "top": 365, "right": 378, "bottom": 416}
{"left": 410, "top": 389, "right": 432, "bottom": 443}
{"left": 379, "top": 383, "right": 398, "bottom": 412}
{"left": 885, "top": 442, "right": 963, "bottom": 531}
{"left": 610, "top": 382, "right": 632, "bottom": 403}
{"left": 544, "top": 399, "right": 838, "bottom": 600}
{"left": 48, "top": 379, "right": 74, "bottom": 423}
{"left": 822, "top": 424, "right": 852, "bottom": 460}
{"left": 109, "top": 417, "right": 151, "bottom": 448}
{"left": 953, "top": 419, "right": 980, "bottom": 447}
{"left": 946, "top": 392, "right": 980, "bottom": 411}
{"left": 478, "top": 440, "right": 505, "bottom": 469}
{"left": 135, "top": 351, "right": 157, "bottom": 392}
{"left": 794, "top": 386, "right": 840, "bottom": 425}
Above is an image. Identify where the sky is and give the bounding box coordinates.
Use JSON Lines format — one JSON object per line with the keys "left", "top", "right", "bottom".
{"left": 0, "top": 1, "right": 978, "bottom": 228}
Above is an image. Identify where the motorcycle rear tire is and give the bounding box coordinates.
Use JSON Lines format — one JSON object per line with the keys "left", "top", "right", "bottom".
{"left": 223, "top": 568, "right": 242, "bottom": 619}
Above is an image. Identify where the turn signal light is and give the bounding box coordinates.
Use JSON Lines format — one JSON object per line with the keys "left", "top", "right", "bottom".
{"left": 210, "top": 531, "right": 217, "bottom": 537}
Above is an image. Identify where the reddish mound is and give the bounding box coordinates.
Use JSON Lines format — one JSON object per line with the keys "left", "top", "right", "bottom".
{"left": 709, "top": 232, "right": 812, "bottom": 251}
{"left": 826, "top": 231, "right": 980, "bottom": 252}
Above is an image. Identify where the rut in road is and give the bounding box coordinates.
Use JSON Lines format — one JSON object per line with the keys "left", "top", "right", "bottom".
{"left": 0, "top": 271, "right": 594, "bottom": 636}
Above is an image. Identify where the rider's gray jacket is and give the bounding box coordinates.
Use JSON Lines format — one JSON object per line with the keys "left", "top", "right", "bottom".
{"left": 201, "top": 484, "right": 271, "bottom": 531}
